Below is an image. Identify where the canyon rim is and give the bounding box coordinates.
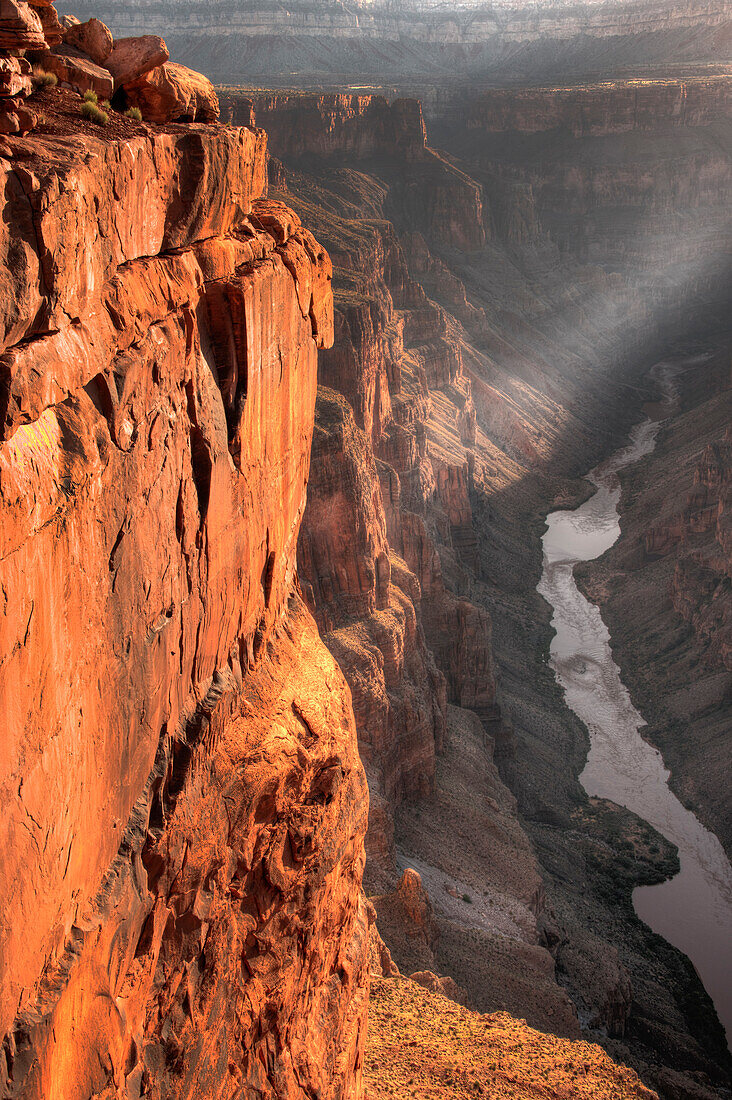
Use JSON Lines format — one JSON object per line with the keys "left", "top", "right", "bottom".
{"left": 0, "top": 0, "right": 730, "bottom": 1098}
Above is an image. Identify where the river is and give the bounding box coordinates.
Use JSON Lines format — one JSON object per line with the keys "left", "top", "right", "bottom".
{"left": 537, "top": 363, "right": 732, "bottom": 1050}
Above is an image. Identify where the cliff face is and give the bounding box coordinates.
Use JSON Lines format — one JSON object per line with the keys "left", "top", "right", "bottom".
{"left": 464, "top": 75, "right": 731, "bottom": 136}
{"left": 0, "top": 99, "right": 369, "bottom": 1098}
{"left": 579, "top": 356, "right": 732, "bottom": 859}
{"left": 226, "top": 93, "right": 428, "bottom": 163}
{"left": 61, "top": 0, "right": 731, "bottom": 83}
{"left": 232, "top": 83, "right": 732, "bottom": 1097}
{"left": 224, "top": 92, "right": 487, "bottom": 254}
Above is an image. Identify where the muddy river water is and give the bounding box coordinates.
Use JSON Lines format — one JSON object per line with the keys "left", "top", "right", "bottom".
{"left": 538, "top": 366, "right": 732, "bottom": 1049}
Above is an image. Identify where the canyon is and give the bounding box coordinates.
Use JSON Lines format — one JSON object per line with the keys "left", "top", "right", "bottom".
{"left": 0, "top": 4, "right": 730, "bottom": 1099}
{"left": 57, "top": 0, "right": 731, "bottom": 85}
{"left": 219, "top": 74, "right": 731, "bottom": 1097}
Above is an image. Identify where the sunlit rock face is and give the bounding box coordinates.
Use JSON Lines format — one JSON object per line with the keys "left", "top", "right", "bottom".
{"left": 0, "top": 114, "right": 369, "bottom": 1098}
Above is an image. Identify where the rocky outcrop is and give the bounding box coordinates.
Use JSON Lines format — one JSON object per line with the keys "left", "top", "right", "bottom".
{"left": 0, "top": 0, "right": 44, "bottom": 51}
{"left": 464, "top": 75, "right": 732, "bottom": 137}
{"left": 65, "top": 15, "right": 113, "bottom": 63}
{"left": 227, "top": 92, "right": 428, "bottom": 163}
{"left": 226, "top": 90, "right": 487, "bottom": 253}
{"left": 0, "top": 0, "right": 42, "bottom": 134}
{"left": 649, "top": 428, "right": 732, "bottom": 670}
{"left": 125, "top": 60, "right": 219, "bottom": 122}
{"left": 39, "top": 43, "right": 114, "bottom": 96}
{"left": 104, "top": 32, "right": 168, "bottom": 84}
{"left": 0, "top": 95, "right": 369, "bottom": 1098}
{"left": 298, "top": 388, "right": 447, "bottom": 867}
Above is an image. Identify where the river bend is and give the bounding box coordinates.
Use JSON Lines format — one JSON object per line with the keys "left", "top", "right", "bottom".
{"left": 537, "top": 366, "right": 732, "bottom": 1048}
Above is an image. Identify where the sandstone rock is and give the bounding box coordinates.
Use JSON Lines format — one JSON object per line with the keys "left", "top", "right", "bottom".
{"left": 370, "top": 869, "right": 440, "bottom": 976}
{"left": 32, "top": 1, "right": 62, "bottom": 47}
{"left": 0, "top": 97, "right": 34, "bottom": 133}
{"left": 298, "top": 386, "right": 447, "bottom": 873}
{"left": 59, "top": 12, "right": 77, "bottom": 27}
{"left": 124, "top": 60, "right": 219, "bottom": 123}
{"left": 409, "top": 969, "right": 468, "bottom": 1005}
{"left": 0, "top": 0, "right": 45, "bottom": 51}
{"left": 395, "top": 868, "right": 436, "bottom": 941}
{"left": 231, "top": 91, "right": 428, "bottom": 162}
{"left": 64, "top": 15, "right": 113, "bottom": 63}
{"left": 366, "top": 899, "right": 401, "bottom": 977}
{"left": 104, "top": 33, "right": 168, "bottom": 86}
{"left": 0, "top": 92, "right": 370, "bottom": 1096}
{"left": 39, "top": 43, "right": 114, "bottom": 97}
{"left": 467, "top": 78, "right": 732, "bottom": 137}
{"left": 0, "top": 54, "right": 31, "bottom": 97}
{"left": 0, "top": 124, "right": 266, "bottom": 357}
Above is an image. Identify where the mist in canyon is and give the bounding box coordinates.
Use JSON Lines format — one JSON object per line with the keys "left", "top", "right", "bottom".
{"left": 1, "top": 0, "right": 730, "bottom": 1098}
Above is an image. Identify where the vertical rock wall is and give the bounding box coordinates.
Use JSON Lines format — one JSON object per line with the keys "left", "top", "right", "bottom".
{"left": 0, "top": 119, "right": 368, "bottom": 1098}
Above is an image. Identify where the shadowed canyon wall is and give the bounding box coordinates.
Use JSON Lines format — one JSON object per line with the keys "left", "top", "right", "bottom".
{"left": 58, "top": 0, "right": 732, "bottom": 84}
{"left": 579, "top": 353, "right": 731, "bottom": 859}
{"left": 221, "top": 80, "right": 732, "bottom": 1098}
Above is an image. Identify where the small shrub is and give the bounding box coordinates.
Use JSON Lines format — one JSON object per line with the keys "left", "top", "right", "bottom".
{"left": 125, "top": 106, "right": 143, "bottom": 121}
{"left": 462, "top": 893, "right": 473, "bottom": 904}
{"left": 100, "top": 99, "right": 111, "bottom": 111}
{"left": 82, "top": 89, "right": 98, "bottom": 104}
{"left": 32, "top": 69, "right": 58, "bottom": 90}
{"left": 81, "top": 101, "right": 109, "bottom": 125}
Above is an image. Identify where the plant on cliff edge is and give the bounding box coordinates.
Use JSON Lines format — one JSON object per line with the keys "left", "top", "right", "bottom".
{"left": 31, "top": 69, "right": 58, "bottom": 90}
{"left": 125, "top": 106, "right": 143, "bottom": 121}
{"left": 80, "top": 100, "right": 109, "bottom": 125}
{"left": 82, "top": 89, "right": 98, "bottom": 104}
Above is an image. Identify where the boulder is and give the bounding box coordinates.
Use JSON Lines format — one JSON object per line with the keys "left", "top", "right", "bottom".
{"left": 0, "top": 96, "right": 35, "bottom": 132}
{"left": 0, "top": 0, "right": 45, "bottom": 51}
{"left": 409, "top": 970, "right": 469, "bottom": 1005}
{"left": 124, "top": 60, "right": 219, "bottom": 123}
{"left": 33, "top": 2, "right": 63, "bottom": 47}
{"left": 104, "top": 33, "right": 168, "bottom": 86}
{"left": 0, "top": 54, "right": 31, "bottom": 97}
{"left": 41, "top": 43, "right": 114, "bottom": 97}
{"left": 60, "top": 13, "right": 78, "bottom": 28}
{"left": 65, "top": 16, "right": 112, "bottom": 64}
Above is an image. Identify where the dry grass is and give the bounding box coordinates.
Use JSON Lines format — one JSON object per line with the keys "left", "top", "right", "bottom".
{"left": 365, "top": 977, "right": 658, "bottom": 1100}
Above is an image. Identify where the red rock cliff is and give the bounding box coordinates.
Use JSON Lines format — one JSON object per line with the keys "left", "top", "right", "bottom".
{"left": 0, "top": 100, "right": 369, "bottom": 1098}
{"left": 465, "top": 75, "right": 732, "bottom": 136}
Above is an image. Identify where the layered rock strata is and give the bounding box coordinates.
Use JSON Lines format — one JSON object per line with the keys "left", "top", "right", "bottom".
{"left": 60, "top": 0, "right": 731, "bottom": 84}
{"left": 236, "top": 84, "right": 732, "bottom": 1097}
{"left": 578, "top": 355, "right": 732, "bottom": 858}
{"left": 0, "top": 101, "right": 369, "bottom": 1098}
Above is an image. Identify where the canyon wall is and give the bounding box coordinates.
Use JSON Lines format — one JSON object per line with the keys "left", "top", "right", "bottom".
{"left": 0, "top": 99, "right": 369, "bottom": 1098}
{"left": 1, "top": 44, "right": 730, "bottom": 1100}
{"left": 57, "top": 0, "right": 731, "bottom": 82}
{"left": 234, "top": 83, "right": 732, "bottom": 1097}
{"left": 579, "top": 352, "right": 732, "bottom": 859}
{"left": 463, "top": 74, "right": 731, "bottom": 135}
